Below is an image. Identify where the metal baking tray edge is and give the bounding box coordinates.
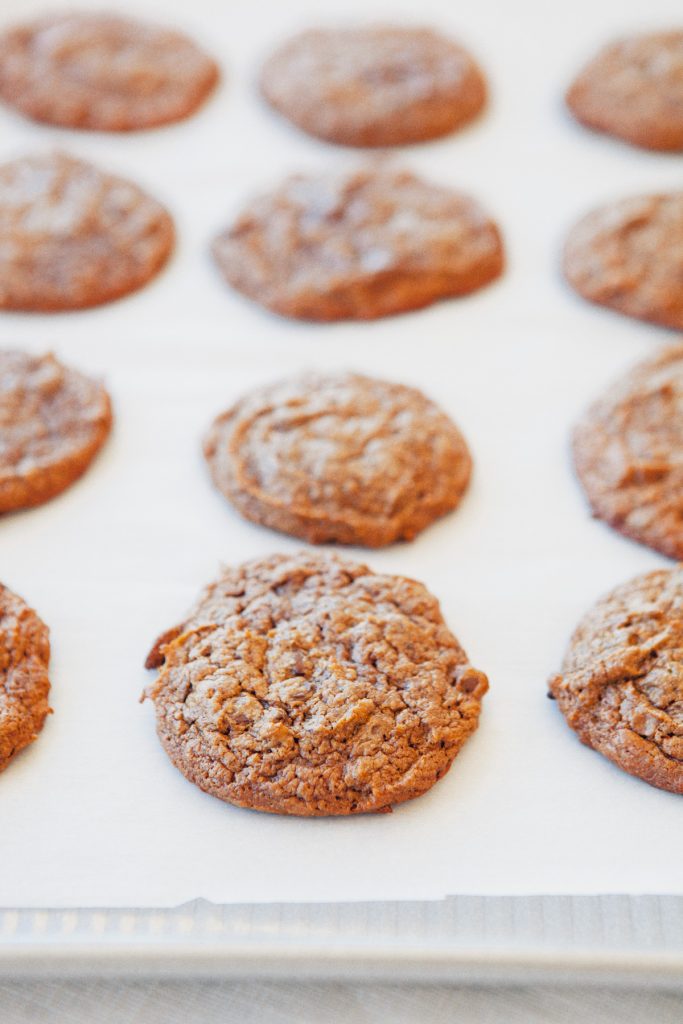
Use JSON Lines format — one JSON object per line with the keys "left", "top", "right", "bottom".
{"left": 2, "top": 895, "right": 683, "bottom": 986}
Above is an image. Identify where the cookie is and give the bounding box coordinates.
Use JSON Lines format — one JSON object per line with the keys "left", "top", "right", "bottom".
{"left": 260, "top": 25, "right": 486, "bottom": 147}
{"left": 566, "top": 32, "right": 683, "bottom": 151}
{"left": 0, "top": 584, "right": 51, "bottom": 773}
{"left": 564, "top": 192, "right": 683, "bottom": 331}
{"left": 212, "top": 166, "right": 504, "bottom": 320}
{"left": 549, "top": 567, "right": 683, "bottom": 794}
{"left": 203, "top": 372, "right": 472, "bottom": 547}
{"left": 0, "top": 153, "right": 174, "bottom": 312}
{"left": 144, "top": 552, "right": 488, "bottom": 816}
{"left": 0, "top": 13, "right": 218, "bottom": 132}
{"left": 572, "top": 346, "right": 683, "bottom": 561}
{"left": 0, "top": 350, "right": 112, "bottom": 512}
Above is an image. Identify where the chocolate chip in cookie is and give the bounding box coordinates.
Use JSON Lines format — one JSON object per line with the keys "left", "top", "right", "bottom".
{"left": 144, "top": 552, "right": 488, "bottom": 816}
{"left": 260, "top": 25, "right": 486, "bottom": 147}
{"left": 0, "top": 584, "right": 51, "bottom": 774}
{"left": 0, "top": 350, "right": 112, "bottom": 513}
{"left": 0, "top": 152, "right": 175, "bottom": 311}
{"left": 203, "top": 372, "right": 472, "bottom": 547}
{"left": 549, "top": 567, "right": 683, "bottom": 794}
{"left": 0, "top": 12, "right": 219, "bottom": 132}
{"left": 212, "top": 165, "right": 504, "bottom": 320}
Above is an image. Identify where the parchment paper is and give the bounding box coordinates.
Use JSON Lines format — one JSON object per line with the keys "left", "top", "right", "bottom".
{"left": 0, "top": 0, "right": 681, "bottom": 908}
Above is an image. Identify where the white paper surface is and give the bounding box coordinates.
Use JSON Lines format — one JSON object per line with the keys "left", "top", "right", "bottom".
{"left": 0, "top": 0, "right": 682, "bottom": 908}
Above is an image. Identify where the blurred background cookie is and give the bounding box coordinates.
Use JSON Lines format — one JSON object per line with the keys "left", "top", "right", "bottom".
{"left": 572, "top": 345, "right": 683, "bottom": 561}
{"left": 0, "top": 12, "right": 219, "bottom": 131}
{"left": 212, "top": 165, "right": 503, "bottom": 320}
{"left": 567, "top": 31, "right": 683, "bottom": 150}
{"left": 564, "top": 192, "right": 683, "bottom": 331}
{"left": 0, "top": 583, "right": 51, "bottom": 774}
{"left": 0, "top": 350, "right": 112, "bottom": 512}
{"left": 0, "top": 152, "right": 174, "bottom": 311}
{"left": 260, "top": 24, "right": 486, "bottom": 146}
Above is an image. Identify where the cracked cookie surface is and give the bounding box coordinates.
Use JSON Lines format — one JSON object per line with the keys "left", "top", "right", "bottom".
{"left": 0, "top": 584, "right": 50, "bottom": 773}
{"left": 0, "top": 152, "right": 174, "bottom": 311}
{"left": 567, "top": 32, "right": 683, "bottom": 151}
{"left": 144, "top": 552, "right": 488, "bottom": 816}
{"left": 0, "top": 350, "right": 112, "bottom": 512}
{"left": 203, "top": 372, "right": 472, "bottom": 547}
{"left": 549, "top": 567, "right": 683, "bottom": 793}
{"left": 212, "top": 165, "right": 503, "bottom": 321}
{"left": 260, "top": 25, "right": 486, "bottom": 147}
{"left": 564, "top": 193, "right": 683, "bottom": 331}
{"left": 0, "top": 12, "right": 218, "bottom": 131}
{"left": 573, "top": 346, "right": 683, "bottom": 560}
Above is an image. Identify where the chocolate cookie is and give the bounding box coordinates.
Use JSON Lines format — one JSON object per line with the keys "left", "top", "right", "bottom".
{"left": 564, "top": 192, "right": 683, "bottom": 331}
{"left": 203, "top": 372, "right": 472, "bottom": 547}
{"left": 0, "top": 153, "right": 174, "bottom": 311}
{"left": 0, "top": 13, "right": 218, "bottom": 131}
{"left": 260, "top": 25, "right": 486, "bottom": 147}
{"left": 144, "top": 552, "right": 488, "bottom": 816}
{"left": 566, "top": 32, "right": 683, "bottom": 151}
{"left": 549, "top": 567, "right": 683, "bottom": 794}
{"left": 0, "top": 350, "right": 112, "bottom": 512}
{"left": 0, "top": 584, "right": 50, "bottom": 773}
{"left": 212, "top": 166, "right": 504, "bottom": 320}
{"left": 573, "top": 346, "right": 683, "bottom": 561}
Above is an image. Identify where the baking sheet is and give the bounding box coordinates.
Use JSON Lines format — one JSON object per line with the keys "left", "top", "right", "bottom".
{"left": 0, "top": 0, "right": 681, "bottom": 909}
{"left": 6, "top": 896, "right": 683, "bottom": 984}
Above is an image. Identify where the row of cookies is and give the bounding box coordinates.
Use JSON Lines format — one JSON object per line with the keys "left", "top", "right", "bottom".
{"left": 1, "top": 14, "right": 496, "bottom": 810}
{"left": 0, "top": 340, "right": 681, "bottom": 806}
{"left": 1, "top": 12, "right": 682, "bottom": 154}
{"left": 5, "top": 550, "right": 683, "bottom": 807}
{"left": 0, "top": 349, "right": 489, "bottom": 803}
{"left": 2, "top": 150, "right": 683, "bottom": 333}
{"left": 2, "top": 14, "right": 683, "bottom": 813}
{"left": 2, "top": 12, "right": 683, "bottom": 327}
{"left": 549, "top": 27, "right": 683, "bottom": 798}
{"left": 3, "top": 348, "right": 680, "bottom": 560}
